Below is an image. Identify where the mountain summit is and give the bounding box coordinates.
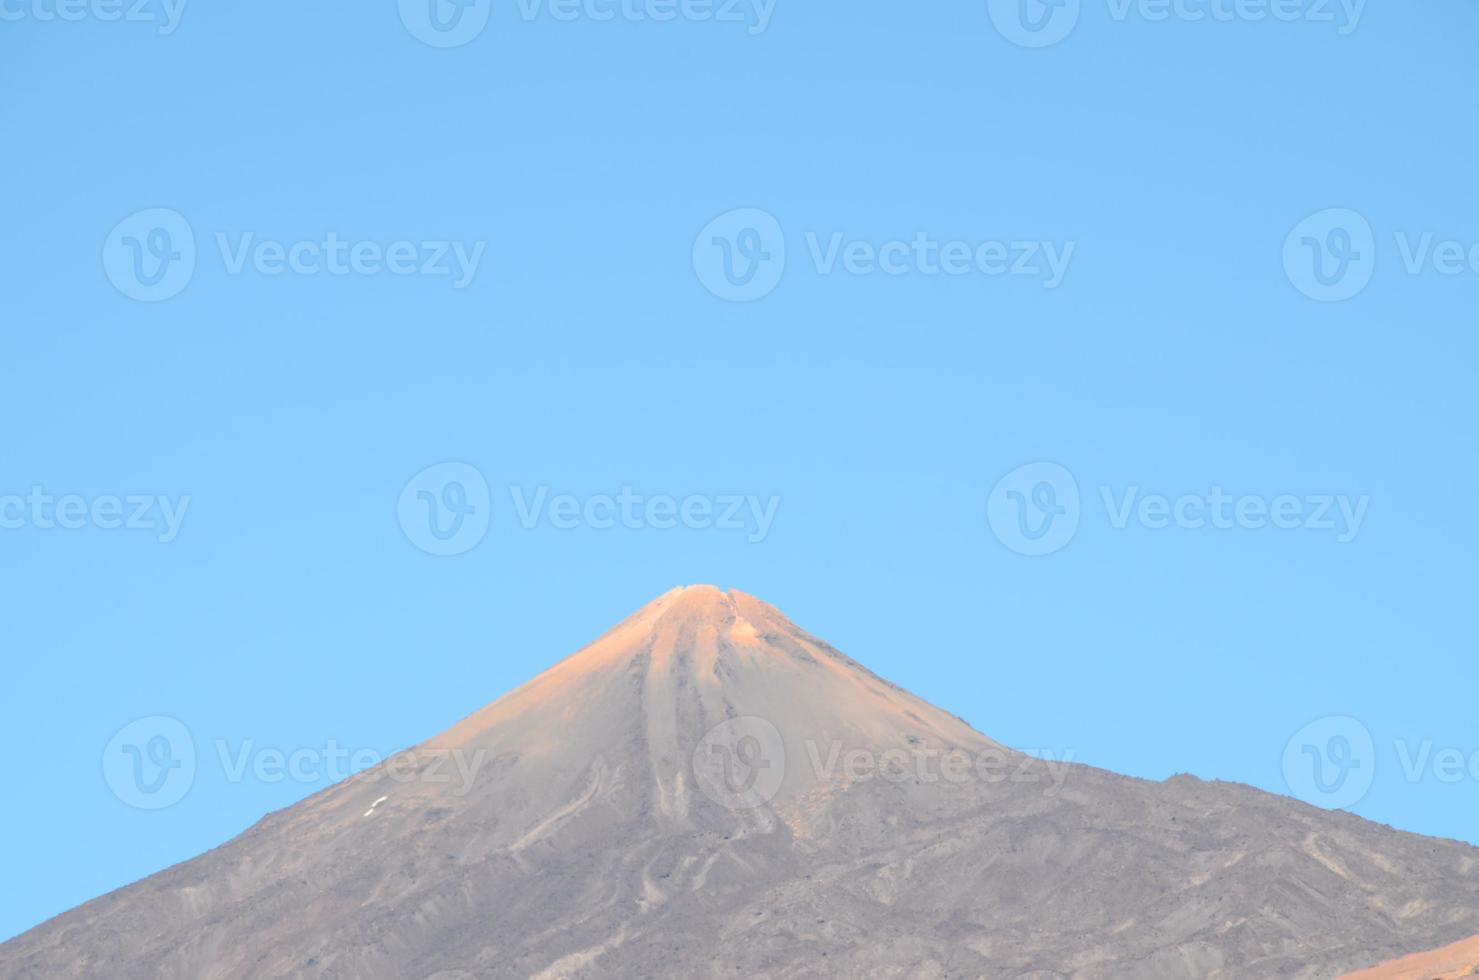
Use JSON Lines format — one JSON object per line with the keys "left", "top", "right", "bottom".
{"left": 423, "top": 584, "right": 996, "bottom": 825}
{"left": 4, "top": 588, "right": 1479, "bottom": 978}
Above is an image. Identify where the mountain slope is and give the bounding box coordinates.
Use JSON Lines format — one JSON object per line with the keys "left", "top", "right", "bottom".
{"left": 4, "top": 585, "right": 1477, "bottom": 979}
{"left": 1339, "top": 933, "right": 1479, "bottom": 979}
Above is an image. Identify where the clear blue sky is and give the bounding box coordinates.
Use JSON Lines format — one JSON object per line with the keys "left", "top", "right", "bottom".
{"left": 3, "top": 0, "right": 1477, "bottom": 944}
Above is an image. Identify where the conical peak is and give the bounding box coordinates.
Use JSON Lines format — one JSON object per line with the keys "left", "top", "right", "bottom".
{"left": 430, "top": 583, "right": 990, "bottom": 763}
{"left": 638, "top": 585, "right": 777, "bottom": 631}
{"left": 661, "top": 583, "right": 732, "bottom": 610}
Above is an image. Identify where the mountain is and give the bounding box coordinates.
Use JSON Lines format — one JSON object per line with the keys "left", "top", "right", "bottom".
{"left": 1340, "top": 933, "right": 1479, "bottom": 979}
{"left": 4, "top": 585, "right": 1478, "bottom": 979}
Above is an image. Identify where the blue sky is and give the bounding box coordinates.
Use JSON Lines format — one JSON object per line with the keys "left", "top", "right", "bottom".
{"left": 3, "top": 0, "right": 1477, "bottom": 944}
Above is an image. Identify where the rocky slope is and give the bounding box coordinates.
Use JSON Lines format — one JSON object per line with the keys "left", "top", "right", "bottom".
{"left": 4, "top": 586, "right": 1477, "bottom": 979}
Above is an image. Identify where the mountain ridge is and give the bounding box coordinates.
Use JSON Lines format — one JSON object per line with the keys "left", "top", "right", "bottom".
{"left": 4, "top": 587, "right": 1478, "bottom": 979}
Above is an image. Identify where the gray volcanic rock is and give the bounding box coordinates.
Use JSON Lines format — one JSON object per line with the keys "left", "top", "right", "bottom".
{"left": 4, "top": 586, "right": 1478, "bottom": 979}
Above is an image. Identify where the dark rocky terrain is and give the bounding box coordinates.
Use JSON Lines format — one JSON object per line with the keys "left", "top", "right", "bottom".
{"left": 4, "top": 586, "right": 1477, "bottom": 979}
